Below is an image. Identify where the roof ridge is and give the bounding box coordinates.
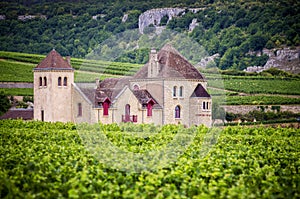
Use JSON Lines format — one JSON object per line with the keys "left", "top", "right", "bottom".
{"left": 35, "top": 49, "right": 73, "bottom": 70}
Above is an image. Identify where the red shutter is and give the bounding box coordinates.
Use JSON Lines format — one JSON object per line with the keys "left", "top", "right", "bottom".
{"left": 103, "top": 101, "right": 109, "bottom": 116}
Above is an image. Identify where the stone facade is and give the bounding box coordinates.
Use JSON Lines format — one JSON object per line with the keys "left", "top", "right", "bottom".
{"left": 34, "top": 45, "right": 212, "bottom": 127}
{"left": 34, "top": 50, "right": 74, "bottom": 122}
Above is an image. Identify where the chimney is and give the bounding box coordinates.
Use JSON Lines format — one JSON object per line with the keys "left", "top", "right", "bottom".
{"left": 95, "top": 78, "right": 99, "bottom": 86}
{"left": 66, "top": 56, "right": 71, "bottom": 65}
{"left": 148, "top": 48, "right": 159, "bottom": 78}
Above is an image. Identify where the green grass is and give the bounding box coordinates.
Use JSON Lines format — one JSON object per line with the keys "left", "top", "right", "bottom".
{"left": 0, "top": 88, "right": 33, "bottom": 96}
{"left": 208, "top": 78, "right": 300, "bottom": 95}
{"left": 0, "top": 59, "right": 34, "bottom": 82}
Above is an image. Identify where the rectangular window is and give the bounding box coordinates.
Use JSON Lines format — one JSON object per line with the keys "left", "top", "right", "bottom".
{"left": 203, "top": 101, "right": 206, "bottom": 109}
{"left": 41, "top": 110, "right": 44, "bottom": 121}
{"left": 78, "top": 103, "right": 82, "bottom": 117}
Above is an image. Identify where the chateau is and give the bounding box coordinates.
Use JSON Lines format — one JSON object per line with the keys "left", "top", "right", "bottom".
{"left": 34, "top": 44, "right": 212, "bottom": 127}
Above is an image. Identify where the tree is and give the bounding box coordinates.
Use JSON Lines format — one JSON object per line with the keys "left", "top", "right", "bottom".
{"left": 0, "top": 91, "right": 11, "bottom": 116}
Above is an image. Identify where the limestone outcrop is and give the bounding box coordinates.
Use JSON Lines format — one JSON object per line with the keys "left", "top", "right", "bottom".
{"left": 138, "top": 8, "right": 185, "bottom": 34}
{"left": 244, "top": 47, "right": 300, "bottom": 74}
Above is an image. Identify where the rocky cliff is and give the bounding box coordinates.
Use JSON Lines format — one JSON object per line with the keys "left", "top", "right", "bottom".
{"left": 245, "top": 47, "right": 300, "bottom": 74}
{"left": 138, "top": 8, "right": 203, "bottom": 34}
{"left": 138, "top": 8, "right": 184, "bottom": 34}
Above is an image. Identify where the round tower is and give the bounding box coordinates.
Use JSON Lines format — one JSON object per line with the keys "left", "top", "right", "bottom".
{"left": 33, "top": 49, "right": 74, "bottom": 122}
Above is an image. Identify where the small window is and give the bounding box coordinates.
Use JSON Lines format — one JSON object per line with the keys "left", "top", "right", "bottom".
{"left": 133, "top": 84, "right": 140, "bottom": 90}
{"left": 203, "top": 101, "right": 206, "bottom": 109}
{"left": 63, "top": 77, "right": 67, "bottom": 86}
{"left": 206, "top": 102, "right": 209, "bottom": 110}
{"left": 175, "top": 105, "right": 181, "bottom": 118}
{"left": 58, "top": 77, "right": 62, "bottom": 86}
{"left": 179, "top": 86, "right": 183, "bottom": 97}
{"left": 173, "top": 86, "right": 177, "bottom": 97}
{"left": 44, "top": 77, "right": 47, "bottom": 86}
{"left": 39, "top": 77, "right": 42, "bottom": 86}
{"left": 41, "top": 110, "right": 44, "bottom": 121}
{"left": 78, "top": 103, "right": 82, "bottom": 117}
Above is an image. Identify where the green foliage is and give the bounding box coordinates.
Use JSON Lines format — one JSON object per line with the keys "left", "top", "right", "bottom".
{"left": 0, "top": 120, "right": 299, "bottom": 198}
{"left": 226, "top": 109, "right": 299, "bottom": 123}
{"left": 209, "top": 77, "right": 300, "bottom": 95}
{"left": 0, "top": 0, "right": 298, "bottom": 70}
{"left": 0, "top": 88, "right": 33, "bottom": 96}
{"left": 0, "top": 91, "right": 10, "bottom": 116}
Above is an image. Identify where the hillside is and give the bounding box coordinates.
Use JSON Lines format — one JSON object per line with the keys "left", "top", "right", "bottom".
{"left": 0, "top": 0, "right": 299, "bottom": 71}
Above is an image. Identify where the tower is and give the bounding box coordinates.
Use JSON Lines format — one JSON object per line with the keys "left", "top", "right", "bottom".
{"left": 33, "top": 49, "right": 74, "bottom": 122}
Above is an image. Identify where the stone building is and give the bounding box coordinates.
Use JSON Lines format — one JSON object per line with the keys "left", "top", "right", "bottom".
{"left": 34, "top": 44, "right": 212, "bottom": 127}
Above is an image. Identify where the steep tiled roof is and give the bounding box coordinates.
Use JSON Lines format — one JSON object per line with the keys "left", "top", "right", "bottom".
{"left": 191, "top": 84, "right": 211, "bottom": 98}
{"left": 134, "top": 44, "right": 205, "bottom": 80}
{"left": 35, "top": 49, "right": 73, "bottom": 70}
{"left": 132, "top": 89, "right": 161, "bottom": 108}
{"left": 95, "top": 78, "right": 130, "bottom": 104}
{"left": 0, "top": 108, "right": 33, "bottom": 120}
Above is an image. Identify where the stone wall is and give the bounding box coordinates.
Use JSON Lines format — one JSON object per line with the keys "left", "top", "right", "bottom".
{"left": 223, "top": 105, "right": 300, "bottom": 114}
{"left": 34, "top": 70, "right": 74, "bottom": 122}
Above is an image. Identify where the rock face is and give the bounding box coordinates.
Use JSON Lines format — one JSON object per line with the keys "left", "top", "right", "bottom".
{"left": 138, "top": 8, "right": 205, "bottom": 34}
{"left": 138, "top": 8, "right": 184, "bottom": 34}
{"left": 245, "top": 47, "right": 300, "bottom": 74}
{"left": 189, "top": 18, "right": 198, "bottom": 32}
{"left": 196, "top": 53, "right": 219, "bottom": 68}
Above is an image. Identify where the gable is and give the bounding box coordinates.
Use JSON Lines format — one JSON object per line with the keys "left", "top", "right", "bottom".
{"left": 35, "top": 49, "right": 73, "bottom": 70}
{"left": 191, "top": 84, "right": 211, "bottom": 98}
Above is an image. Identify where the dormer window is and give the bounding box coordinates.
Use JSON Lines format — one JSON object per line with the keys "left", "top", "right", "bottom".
{"left": 103, "top": 99, "right": 110, "bottom": 116}
{"left": 147, "top": 100, "right": 154, "bottom": 117}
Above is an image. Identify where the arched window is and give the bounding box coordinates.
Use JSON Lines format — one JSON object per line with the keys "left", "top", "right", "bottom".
{"left": 133, "top": 84, "right": 140, "bottom": 90}
{"left": 203, "top": 101, "right": 206, "bottom": 109}
{"left": 179, "top": 86, "right": 183, "bottom": 97}
{"left": 206, "top": 102, "right": 209, "bottom": 110}
{"left": 175, "top": 105, "right": 181, "bottom": 118}
{"left": 173, "top": 86, "right": 177, "bottom": 97}
{"left": 103, "top": 99, "right": 110, "bottom": 116}
{"left": 58, "top": 77, "right": 62, "bottom": 86}
{"left": 44, "top": 77, "right": 47, "bottom": 86}
{"left": 78, "top": 103, "right": 82, "bottom": 117}
{"left": 63, "top": 77, "right": 67, "bottom": 86}
{"left": 39, "top": 77, "right": 42, "bottom": 86}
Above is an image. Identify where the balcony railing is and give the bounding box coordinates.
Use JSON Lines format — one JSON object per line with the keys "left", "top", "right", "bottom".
{"left": 122, "top": 115, "right": 137, "bottom": 123}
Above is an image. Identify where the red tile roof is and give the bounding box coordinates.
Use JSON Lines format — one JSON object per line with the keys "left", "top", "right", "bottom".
{"left": 35, "top": 49, "right": 73, "bottom": 70}
{"left": 0, "top": 109, "right": 33, "bottom": 120}
{"left": 134, "top": 44, "right": 205, "bottom": 80}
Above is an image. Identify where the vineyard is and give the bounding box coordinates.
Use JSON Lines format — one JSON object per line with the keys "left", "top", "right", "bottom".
{"left": 0, "top": 120, "right": 299, "bottom": 198}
